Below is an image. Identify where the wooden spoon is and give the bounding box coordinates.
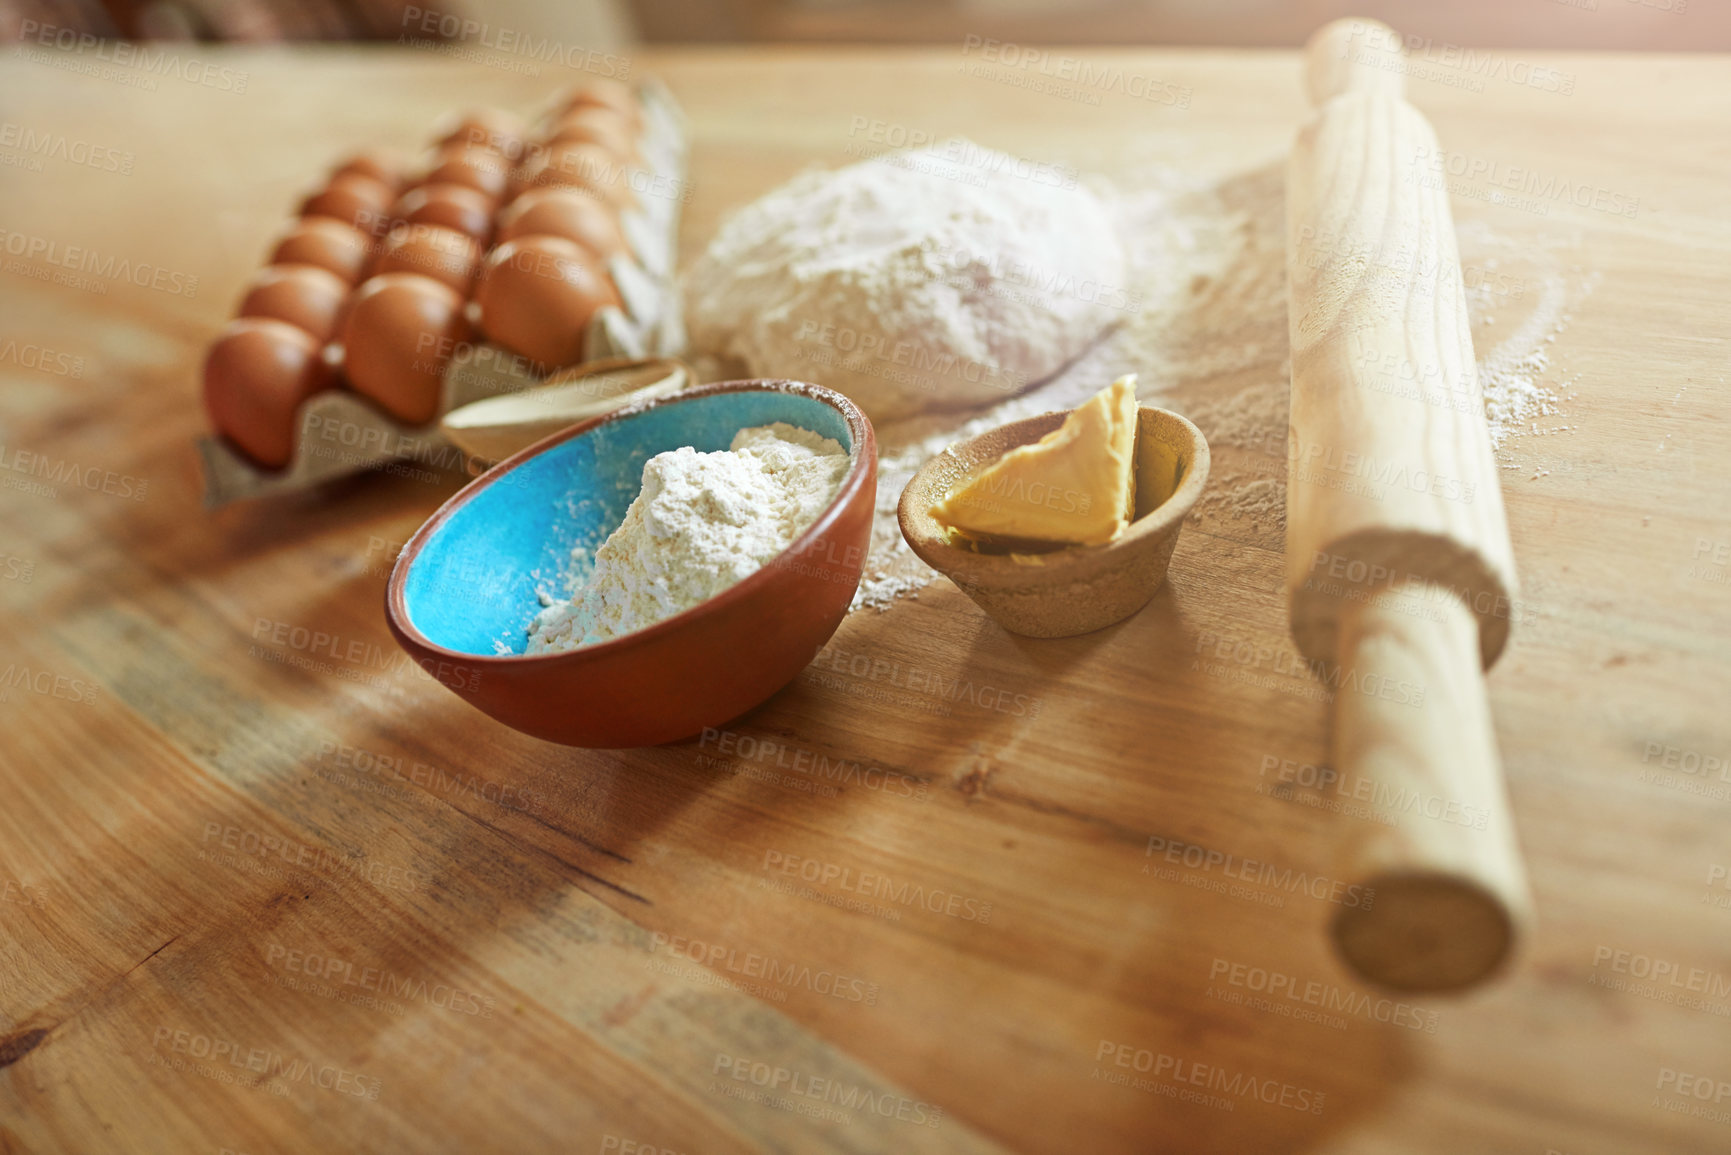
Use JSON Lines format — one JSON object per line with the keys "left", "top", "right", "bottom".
{"left": 440, "top": 357, "right": 691, "bottom": 464}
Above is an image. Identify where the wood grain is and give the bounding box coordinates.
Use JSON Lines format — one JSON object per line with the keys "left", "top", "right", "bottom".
{"left": 0, "top": 42, "right": 1729, "bottom": 1155}
{"left": 1285, "top": 83, "right": 1516, "bottom": 666}
{"left": 1285, "top": 20, "right": 1530, "bottom": 991}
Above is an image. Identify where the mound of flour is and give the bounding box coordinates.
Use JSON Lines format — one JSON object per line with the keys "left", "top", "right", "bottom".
{"left": 525, "top": 423, "right": 848, "bottom": 651}
{"left": 684, "top": 141, "right": 1126, "bottom": 422}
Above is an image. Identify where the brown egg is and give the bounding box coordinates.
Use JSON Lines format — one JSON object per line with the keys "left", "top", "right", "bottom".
{"left": 495, "top": 187, "right": 626, "bottom": 260}
{"left": 236, "top": 264, "right": 350, "bottom": 342}
{"left": 340, "top": 273, "right": 468, "bottom": 425}
{"left": 300, "top": 172, "right": 396, "bottom": 232}
{"left": 330, "top": 150, "right": 406, "bottom": 193}
{"left": 556, "top": 78, "right": 639, "bottom": 126}
{"left": 513, "top": 141, "right": 635, "bottom": 208}
{"left": 203, "top": 318, "right": 330, "bottom": 469}
{"left": 545, "top": 106, "right": 638, "bottom": 160}
{"left": 475, "top": 236, "right": 620, "bottom": 370}
{"left": 435, "top": 108, "right": 529, "bottom": 162}
{"left": 388, "top": 182, "right": 495, "bottom": 242}
{"left": 422, "top": 145, "right": 510, "bottom": 202}
{"left": 270, "top": 218, "right": 373, "bottom": 283}
{"left": 373, "top": 223, "right": 481, "bottom": 293}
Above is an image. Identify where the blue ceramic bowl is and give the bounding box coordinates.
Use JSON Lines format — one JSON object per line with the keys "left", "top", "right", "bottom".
{"left": 386, "top": 380, "right": 877, "bottom": 747}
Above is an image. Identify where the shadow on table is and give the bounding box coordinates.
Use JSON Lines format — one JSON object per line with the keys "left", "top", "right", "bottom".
{"left": 149, "top": 157, "right": 1438, "bottom": 1155}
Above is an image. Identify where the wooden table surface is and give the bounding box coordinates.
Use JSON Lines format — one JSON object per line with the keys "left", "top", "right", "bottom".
{"left": 2, "top": 41, "right": 1729, "bottom": 1155}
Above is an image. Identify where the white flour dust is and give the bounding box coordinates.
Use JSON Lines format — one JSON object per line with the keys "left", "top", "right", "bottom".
{"left": 684, "top": 140, "right": 1126, "bottom": 424}
{"left": 687, "top": 158, "right": 1592, "bottom": 612}
{"left": 854, "top": 161, "right": 1294, "bottom": 606}
{"left": 526, "top": 423, "right": 847, "bottom": 650}
{"left": 1458, "top": 220, "right": 1598, "bottom": 460}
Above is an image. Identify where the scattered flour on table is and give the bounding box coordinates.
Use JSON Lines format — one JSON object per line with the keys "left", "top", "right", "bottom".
{"left": 853, "top": 161, "right": 1292, "bottom": 606}
{"left": 683, "top": 156, "right": 1592, "bottom": 612}
{"left": 525, "top": 423, "right": 848, "bottom": 652}
{"left": 1458, "top": 221, "right": 1599, "bottom": 459}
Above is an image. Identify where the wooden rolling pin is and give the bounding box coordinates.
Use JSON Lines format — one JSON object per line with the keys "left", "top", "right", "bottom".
{"left": 1285, "top": 18, "right": 1532, "bottom": 992}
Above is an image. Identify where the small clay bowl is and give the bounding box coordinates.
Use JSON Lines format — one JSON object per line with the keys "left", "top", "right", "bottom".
{"left": 898, "top": 405, "right": 1209, "bottom": 638}
{"left": 387, "top": 380, "right": 877, "bottom": 748}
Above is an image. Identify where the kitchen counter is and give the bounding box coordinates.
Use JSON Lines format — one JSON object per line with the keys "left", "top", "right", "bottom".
{"left": 1, "top": 41, "right": 1728, "bottom": 1154}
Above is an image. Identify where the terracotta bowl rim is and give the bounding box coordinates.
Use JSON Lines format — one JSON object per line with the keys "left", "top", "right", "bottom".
{"left": 386, "top": 377, "right": 877, "bottom": 666}
{"left": 897, "top": 404, "right": 1211, "bottom": 578}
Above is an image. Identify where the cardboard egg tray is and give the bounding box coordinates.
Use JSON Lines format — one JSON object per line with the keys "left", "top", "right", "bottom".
{"left": 198, "top": 78, "right": 688, "bottom": 508}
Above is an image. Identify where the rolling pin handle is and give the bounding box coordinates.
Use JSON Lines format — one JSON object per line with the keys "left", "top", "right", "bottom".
{"left": 1326, "top": 594, "right": 1532, "bottom": 992}
{"left": 1304, "top": 17, "right": 1407, "bottom": 105}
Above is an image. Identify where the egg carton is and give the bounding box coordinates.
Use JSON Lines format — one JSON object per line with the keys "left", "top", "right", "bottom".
{"left": 198, "top": 78, "right": 687, "bottom": 508}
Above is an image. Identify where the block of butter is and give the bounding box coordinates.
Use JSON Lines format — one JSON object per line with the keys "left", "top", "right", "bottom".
{"left": 930, "top": 375, "right": 1140, "bottom": 546}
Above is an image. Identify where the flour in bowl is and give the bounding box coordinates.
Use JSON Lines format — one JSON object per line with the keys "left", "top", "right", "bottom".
{"left": 525, "top": 422, "right": 849, "bottom": 652}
